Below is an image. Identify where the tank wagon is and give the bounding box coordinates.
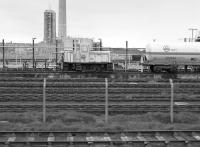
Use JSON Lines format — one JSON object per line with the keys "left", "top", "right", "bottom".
{"left": 143, "top": 42, "right": 200, "bottom": 72}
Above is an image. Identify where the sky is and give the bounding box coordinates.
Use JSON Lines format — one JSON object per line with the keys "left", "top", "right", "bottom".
{"left": 0, "top": 0, "right": 200, "bottom": 47}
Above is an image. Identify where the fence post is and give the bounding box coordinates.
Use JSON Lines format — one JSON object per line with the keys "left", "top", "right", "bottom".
{"left": 169, "top": 79, "right": 174, "bottom": 123}
{"left": 43, "top": 78, "right": 46, "bottom": 123}
{"left": 105, "top": 78, "right": 108, "bottom": 123}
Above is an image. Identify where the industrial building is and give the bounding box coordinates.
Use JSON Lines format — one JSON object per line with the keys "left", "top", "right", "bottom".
{"left": 0, "top": 0, "right": 143, "bottom": 71}
{"left": 58, "top": 0, "right": 67, "bottom": 42}
{"left": 43, "top": 10, "right": 56, "bottom": 44}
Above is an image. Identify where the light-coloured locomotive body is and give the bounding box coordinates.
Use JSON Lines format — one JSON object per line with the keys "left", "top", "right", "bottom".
{"left": 62, "top": 38, "right": 113, "bottom": 72}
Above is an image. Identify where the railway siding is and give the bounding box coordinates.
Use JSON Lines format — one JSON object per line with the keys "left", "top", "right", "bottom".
{"left": 0, "top": 78, "right": 200, "bottom": 113}
{"left": 0, "top": 131, "right": 200, "bottom": 147}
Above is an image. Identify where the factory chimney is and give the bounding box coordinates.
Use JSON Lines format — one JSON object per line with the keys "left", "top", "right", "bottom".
{"left": 58, "top": 0, "right": 67, "bottom": 41}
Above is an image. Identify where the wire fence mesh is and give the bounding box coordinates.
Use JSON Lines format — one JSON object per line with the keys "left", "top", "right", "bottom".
{"left": 0, "top": 78, "right": 200, "bottom": 117}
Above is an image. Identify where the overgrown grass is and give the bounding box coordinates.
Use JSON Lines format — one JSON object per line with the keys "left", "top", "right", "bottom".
{"left": 0, "top": 111, "right": 200, "bottom": 131}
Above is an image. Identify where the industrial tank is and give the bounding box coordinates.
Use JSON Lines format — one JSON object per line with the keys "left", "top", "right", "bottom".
{"left": 145, "top": 42, "right": 200, "bottom": 65}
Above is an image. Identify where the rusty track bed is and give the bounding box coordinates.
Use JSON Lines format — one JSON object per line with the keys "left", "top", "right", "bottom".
{"left": 1, "top": 131, "right": 200, "bottom": 147}
{"left": 1, "top": 70, "right": 200, "bottom": 80}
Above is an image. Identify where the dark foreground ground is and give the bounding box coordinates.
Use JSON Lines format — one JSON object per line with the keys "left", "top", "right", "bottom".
{"left": 0, "top": 111, "right": 199, "bottom": 131}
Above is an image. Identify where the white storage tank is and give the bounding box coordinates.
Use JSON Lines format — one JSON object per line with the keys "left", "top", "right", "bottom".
{"left": 145, "top": 42, "right": 200, "bottom": 64}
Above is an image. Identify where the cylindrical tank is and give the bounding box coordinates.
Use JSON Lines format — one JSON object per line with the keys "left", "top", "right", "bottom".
{"left": 145, "top": 42, "right": 200, "bottom": 63}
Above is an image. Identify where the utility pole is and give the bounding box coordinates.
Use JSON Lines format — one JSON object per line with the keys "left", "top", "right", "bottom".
{"left": 32, "top": 38, "right": 36, "bottom": 69}
{"left": 169, "top": 79, "right": 174, "bottom": 123}
{"left": 56, "top": 39, "right": 58, "bottom": 69}
{"left": 2, "top": 39, "right": 5, "bottom": 69}
{"left": 188, "top": 28, "right": 198, "bottom": 42}
{"left": 125, "top": 41, "right": 128, "bottom": 72}
{"left": 99, "top": 39, "right": 102, "bottom": 51}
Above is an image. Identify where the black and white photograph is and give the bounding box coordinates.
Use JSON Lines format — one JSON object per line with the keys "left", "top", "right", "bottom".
{"left": 1, "top": 0, "right": 200, "bottom": 147}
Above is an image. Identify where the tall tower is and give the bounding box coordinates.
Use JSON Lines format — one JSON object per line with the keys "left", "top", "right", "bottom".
{"left": 44, "top": 10, "right": 56, "bottom": 44}
{"left": 58, "top": 0, "right": 67, "bottom": 41}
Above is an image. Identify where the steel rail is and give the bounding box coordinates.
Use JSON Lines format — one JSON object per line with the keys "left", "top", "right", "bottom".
{"left": 1, "top": 70, "right": 200, "bottom": 79}
{"left": 0, "top": 131, "right": 200, "bottom": 146}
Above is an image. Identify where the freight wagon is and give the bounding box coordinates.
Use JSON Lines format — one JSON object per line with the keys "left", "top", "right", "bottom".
{"left": 143, "top": 42, "right": 200, "bottom": 72}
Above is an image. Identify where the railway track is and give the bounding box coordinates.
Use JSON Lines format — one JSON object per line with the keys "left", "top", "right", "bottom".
{"left": 1, "top": 70, "right": 200, "bottom": 80}
{"left": 0, "top": 103, "right": 200, "bottom": 114}
{"left": 1, "top": 78, "right": 200, "bottom": 113}
{"left": 0, "top": 130, "right": 200, "bottom": 147}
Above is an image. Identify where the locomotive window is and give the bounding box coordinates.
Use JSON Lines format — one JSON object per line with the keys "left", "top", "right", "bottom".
{"left": 132, "top": 55, "right": 142, "bottom": 61}
{"left": 191, "top": 58, "right": 196, "bottom": 61}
